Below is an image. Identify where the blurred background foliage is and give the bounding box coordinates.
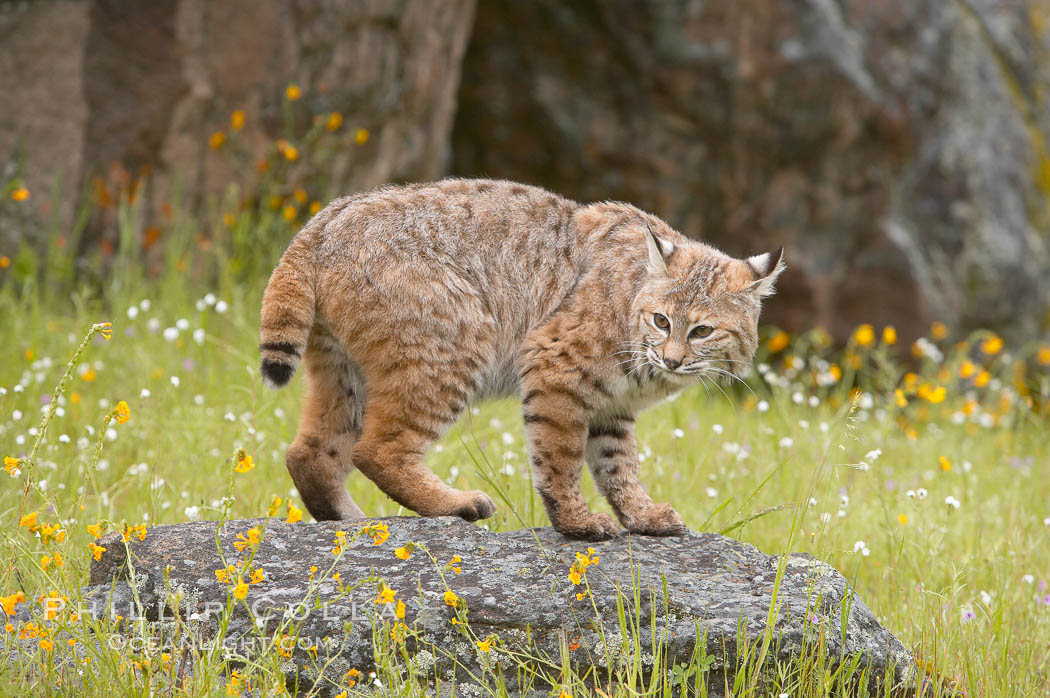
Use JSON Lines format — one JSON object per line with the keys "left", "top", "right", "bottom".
{"left": 2, "top": 0, "right": 1050, "bottom": 343}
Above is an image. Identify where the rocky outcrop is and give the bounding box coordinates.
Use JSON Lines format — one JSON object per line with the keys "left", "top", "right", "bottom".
{"left": 0, "top": 0, "right": 475, "bottom": 250}
{"left": 452, "top": 0, "right": 1050, "bottom": 342}
{"left": 84, "top": 517, "right": 915, "bottom": 695}
{"left": 6, "top": 0, "right": 1047, "bottom": 341}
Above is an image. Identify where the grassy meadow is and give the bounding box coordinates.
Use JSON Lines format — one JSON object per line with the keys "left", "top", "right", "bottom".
{"left": 1, "top": 100, "right": 1050, "bottom": 696}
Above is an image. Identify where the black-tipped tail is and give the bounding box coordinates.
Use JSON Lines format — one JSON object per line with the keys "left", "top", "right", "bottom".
{"left": 261, "top": 359, "right": 295, "bottom": 388}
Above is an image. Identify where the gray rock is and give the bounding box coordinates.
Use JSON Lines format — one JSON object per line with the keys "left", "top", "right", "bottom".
{"left": 84, "top": 516, "right": 917, "bottom": 695}
{"left": 0, "top": 0, "right": 476, "bottom": 252}
{"left": 452, "top": 0, "right": 1050, "bottom": 342}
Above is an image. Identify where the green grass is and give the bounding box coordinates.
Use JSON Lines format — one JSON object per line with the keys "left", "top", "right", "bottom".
{"left": 1, "top": 113, "right": 1049, "bottom": 695}
{"left": 1, "top": 253, "right": 1048, "bottom": 696}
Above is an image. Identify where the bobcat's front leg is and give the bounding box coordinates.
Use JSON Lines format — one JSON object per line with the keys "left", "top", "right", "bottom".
{"left": 585, "top": 417, "right": 686, "bottom": 536}
{"left": 520, "top": 367, "right": 620, "bottom": 541}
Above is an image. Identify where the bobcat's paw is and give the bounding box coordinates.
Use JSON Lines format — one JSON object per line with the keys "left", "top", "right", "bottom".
{"left": 554, "top": 512, "right": 621, "bottom": 541}
{"left": 623, "top": 503, "right": 687, "bottom": 537}
{"left": 453, "top": 490, "right": 497, "bottom": 522}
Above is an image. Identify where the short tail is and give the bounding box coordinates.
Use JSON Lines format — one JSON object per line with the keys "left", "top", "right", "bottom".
{"left": 259, "top": 233, "right": 316, "bottom": 388}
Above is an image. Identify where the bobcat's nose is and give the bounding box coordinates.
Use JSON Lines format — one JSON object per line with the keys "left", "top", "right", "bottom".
{"left": 663, "top": 357, "right": 681, "bottom": 370}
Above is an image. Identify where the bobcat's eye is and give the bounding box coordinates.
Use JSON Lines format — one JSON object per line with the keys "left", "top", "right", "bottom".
{"left": 690, "top": 325, "right": 714, "bottom": 339}
{"left": 653, "top": 313, "right": 670, "bottom": 331}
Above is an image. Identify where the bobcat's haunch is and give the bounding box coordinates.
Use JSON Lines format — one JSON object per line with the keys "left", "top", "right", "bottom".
{"left": 259, "top": 178, "right": 784, "bottom": 541}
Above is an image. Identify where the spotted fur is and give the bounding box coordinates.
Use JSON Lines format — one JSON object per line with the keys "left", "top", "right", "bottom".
{"left": 259, "top": 179, "right": 784, "bottom": 540}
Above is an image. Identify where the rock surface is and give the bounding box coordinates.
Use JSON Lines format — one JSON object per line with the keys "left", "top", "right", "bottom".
{"left": 85, "top": 516, "right": 915, "bottom": 695}
{"left": 452, "top": 0, "right": 1050, "bottom": 342}
{"left": 0, "top": 0, "right": 475, "bottom": 250}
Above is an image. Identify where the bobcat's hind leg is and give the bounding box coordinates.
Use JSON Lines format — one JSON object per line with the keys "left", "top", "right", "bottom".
{"left": 351, "top": 371, "right": 495, "bottom": 522}
{"left": 585, "top": 417, "right": 685, "bottom": 536}
{"left": 286, "top": 335, "right": 366, "bottom": 521}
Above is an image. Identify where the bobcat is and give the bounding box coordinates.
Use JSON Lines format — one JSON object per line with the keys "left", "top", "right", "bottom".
{"left": 259, "top": 179, "right": 783, "bottom": 541}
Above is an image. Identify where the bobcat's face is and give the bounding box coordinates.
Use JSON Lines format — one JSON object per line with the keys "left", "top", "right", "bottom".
{"left": 630, "top": 226, "right": 784, "bottom": 383}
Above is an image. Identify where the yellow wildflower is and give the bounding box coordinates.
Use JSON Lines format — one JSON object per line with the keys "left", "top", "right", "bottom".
{"left": 975, "top": 370, "right": 991, "bottom": 388}
{"left": 444, "top": 589, "right": 459, "bottom": 607}
{"left": 87, "top": 522, "right": 103, "bottom": 538}
{"left": 882, "top": 325, "right": 897, "bottom": 345}
{"left": 209, "top": 131, "right": 226, "bottom": 150}
{"left": 39, "top": 639, "right": 53, "bottom": 652}
{"left": 309, "top": 200, "right": 322, "bottom": 215}
{"left": 939, "top": 456, "right": 951, "bottom": 472}
{"left": 267, "top": 496, "right": 283, "bottom": 517}
{"left": 828, "top": 364, "right": 842, "bottom": 383}
{"left": 894, "top": 389, "right": 908, "bottom": 408}
{"left": 285, "top": 84, "right": 301, "bottom": 101}
{"left": 930, "top": 321, "right": 948, "bottom": 340}
{"left": 121, "top": 523, "right": 147, "bottom": 542}
{"left": 293, "top": 188, "right": 308, "bottom": 204}
{"left": 767, "top": 331, "right": 789, "bottom": 353}
{"left": 286, "top": 502, "right": 303, "bottom": 523}
{"left": 114, "top": 400, "right": 130, "bottom": 424}
{"left": 234, "top": 449, "right": 254, "bottom": 473}
{"left": 980, "top": 335, "right": 1003, "bottom": 355}
{"left": 282, "top": 204, "right": 297, "bottom": 221}
{"left": 11, "top": 187, "right": 30, "bottom": 201}
{"left": 233, "top": 579, "right": 249, "bottom": 600}
{"left": 1037, "top": 346, "right": 1050, "bottom": 366}
{"left": 88, "top": 543, "right": 106, "bottom": 561}
{"left": 916, "top": 384, "right": 946, "bottom": 404}
{"left": 477, "top": 639, "right": 491, "bottom": 652}
{"left": 4, "top": 456, "right": 20, "bottom": 475}
{"left": 250, "top": 567, "right": 265, "bottom": 584}
{"left": 326, "top": 111, "right": 343, "bottom": 131}
{"left": 19, "top": 512, "right": 39, "bottom": 531}
{"left": 0, "top": 256, "right": 9, "bottom": 268}
{"left": 361, "top": 521, "right": 389, "bottom": 546}
{"left": 332, "top": 530, "right": 347, "bottom": 555}
{"left": 81, "top": 366, "right": 97, "bottom": 382}
{"left": 39, "top": 522, "right": 64, "bottom": 544}
{"left": 959, "top": 360, "right": 976, "bottom": 379}
{"left": 231, "top": 109, "right": 245, "bottom": 131}
{"left": 853, "top": 323, "right": 875, "bottom": 347}
{"left": 354, "top": 128, "right": 369, "bottom": 145}
{"left": 395, "top": 545, "right": 411, "bottom": 560}
{"left": 1, "top": 591, "right": 25, "bottom": 616}
{"left": 40, "top": 555, "right": 51, "bottom": 571}
{"left": 234, "top": 527, "right": 261, "bottom": 551}
{"left": 395, "top": 599, "right": 406, "bottom": 619}
{"left": 283, "top": 145, "right": 299, "bottom": 161}
{"left": 376, "top": 585, "right": 397, "bottom": 605}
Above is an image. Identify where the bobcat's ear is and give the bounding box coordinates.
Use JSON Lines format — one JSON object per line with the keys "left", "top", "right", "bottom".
{"left": 644, "top": 225, "right": 675, "bottom": 276}
{"left": 745, "top": 247, "right": 785, "bottom": 298}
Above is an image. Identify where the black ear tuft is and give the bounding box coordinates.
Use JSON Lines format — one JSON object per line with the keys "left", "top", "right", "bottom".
{"left": 745, "top": 247, "right": 786, "bottom": 298}
{"left": 644, "top": 224, "right": 675, "bottom": 275}
{"left": 746, "top": 246, "right": 784, "bottom": 278}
